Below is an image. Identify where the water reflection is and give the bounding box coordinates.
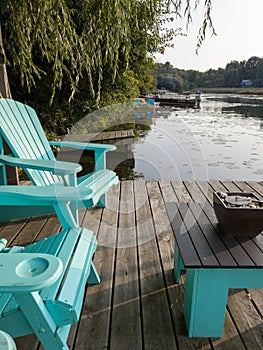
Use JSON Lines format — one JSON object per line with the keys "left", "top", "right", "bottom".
{"left": 222, "top": 105, "right": 263, "bottom": 119}
{"left": 130, "top": 94, "right": 263, "bottom": 181}
{"left": 61, "top": 95, "right": 263, "bottom": 181}
{"left": 207, "top": 95, "right": 263, "bottom": 106}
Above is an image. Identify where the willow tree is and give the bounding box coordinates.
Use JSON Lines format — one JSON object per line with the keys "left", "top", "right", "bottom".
{"left": 0, "top": 0, "right": 215, "bottom": 104}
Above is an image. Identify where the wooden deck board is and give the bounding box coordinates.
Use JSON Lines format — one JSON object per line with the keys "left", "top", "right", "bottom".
{"left": 76, "top": 184, "right": 119, "bottom": 350}
{"left": 143, "top": 180, "right": 178, "bottom": 349}
{"left": 63, "top": 129, "right": 134, "bottom": 143}
{"left": 2, "top": 180, "right": 263, "bottom": 350}
{"left": 110, "top": 181, "right": 142, "bottom": 350}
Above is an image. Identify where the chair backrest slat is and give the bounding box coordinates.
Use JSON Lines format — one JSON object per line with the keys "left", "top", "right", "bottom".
{"left": 0, "top": 99, "right": 61, "bottom": 186}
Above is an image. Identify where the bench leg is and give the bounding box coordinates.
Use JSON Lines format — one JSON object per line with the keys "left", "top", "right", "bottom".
{"left": 14, "top": 292, "right": 69, "bottom": 350}
{"left": 184, "top": 269, "right": 229, "bottom": 338}
{"left": 174, "top": 243, "right": 184, "bottom": 283}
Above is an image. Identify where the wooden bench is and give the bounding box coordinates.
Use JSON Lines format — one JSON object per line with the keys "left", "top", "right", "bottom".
{"left": 166, "top": 202, "right": 263, "bottom": 338}
{"left": 0, "top": 227, "right": 99, "bottom": 350}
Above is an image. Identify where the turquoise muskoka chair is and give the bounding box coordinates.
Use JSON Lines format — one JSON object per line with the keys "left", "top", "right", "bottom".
{"left": 0, "top": 98, "right": 119, "bottom": 349}
{"left": 0, "top": 227, "right": 100, "bottom": 350}
{"left": 0, "top": 98, "right": 119, "bottom": 229}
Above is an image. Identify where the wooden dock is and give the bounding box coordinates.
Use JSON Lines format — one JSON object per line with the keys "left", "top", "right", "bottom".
{"left": 64, "top": 129, "right": 134, "bottom": 143}
{"left": 4, "top": 180, "right": 263, "bottom": 350}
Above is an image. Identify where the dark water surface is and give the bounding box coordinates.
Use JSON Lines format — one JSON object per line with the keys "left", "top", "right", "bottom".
{"left": 115, "top": 94, "right": 263, "bottom": 181}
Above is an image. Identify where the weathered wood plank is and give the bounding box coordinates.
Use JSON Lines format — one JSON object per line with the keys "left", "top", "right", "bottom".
{"left": 143, "top": 180, "right": 178, "bottom": 349}
{"left": 110, "top": 180, "right": 142, "bottom": 350}
{"left": 159, "top": 180, "right": 178, "bottom": 203}
{"left": 81, "top": 207, "right": 103, "bottom": 237}
{"left": 0, "top": 218, "right": 30, "bottom": 246}
{"left": 209, "top": 179, "right": 229, "bottom": 193}
{"left": 196, "top": 180, "right": 214, "bottom": 204}
{"left": 65, "top": 129, "right": 134, "bottom": 143}
{"left": 247, "top": 181, "right": 263, "bottom": 199}
{"left": 11, "top": 215, "right": 49, "bottom": 246}
{"left": 146, "top": 181, "right": 173, "bottom": 239}
{"left": 236, "top": 181, "right": 263, "bottom": 199}
{"left": 35, "top": 214, "right": 61, "bottom": 239}
{"left": 15, "top": 335, "right": 38, "bottom": 350}
{"left": 171, "top": 181, "right": 192, "bottom": 202}
{"left": 184, "top": 180, "right": 206, "bottom": 203}
{"left": 75, "top": 184, "right": 120, "bottom": 350}
{"left": 210, "top": 310, "right": 247, "bottom": 350}
{"left": 158, "top": 181, "right": 177, "bottom": 274}
{"left": 246, "top": 288, "right": 263, "bottom": 316}
{"left": 148, "top": 181, "right": 175, "bottom": 275}
{"left": 227, "top": 289, "right": 263, "bottom": 350}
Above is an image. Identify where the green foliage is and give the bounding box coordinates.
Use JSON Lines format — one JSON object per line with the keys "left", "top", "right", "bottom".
{"left": 156, "top": 56, "right": 263, "bottom": 92}
{"left": 1, "top": 1, "right": 176, "bottom": 101}
{"left": 1, "top": 1, "right": 215, "bottom": 99}
{"left": 2, "top": 0, "right": 81, "bottom": 103}
{"left": 0, "top": 0, "right": 216, "bottom": 135}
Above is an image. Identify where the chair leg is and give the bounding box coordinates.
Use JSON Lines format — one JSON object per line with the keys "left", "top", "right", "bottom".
{"left": 97, "top": 193, "right": 106, "bottom": 208}
{"left": 53, "top": 202, "right": 79, "bottom": 229}
{"left": 13, "top": 292, "right": 69, "bottom": 350}
{"left": 87, "top": 262, "right": 101, "bottom": 284}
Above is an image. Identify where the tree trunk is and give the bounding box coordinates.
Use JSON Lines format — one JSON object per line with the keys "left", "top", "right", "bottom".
{"left": 0, "top": 23, "right": 19, "bottom": 184}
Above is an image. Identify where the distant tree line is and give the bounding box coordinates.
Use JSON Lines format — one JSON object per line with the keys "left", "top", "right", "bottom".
{"left": 156, "top": 56, "right": 263, "bottom": 93}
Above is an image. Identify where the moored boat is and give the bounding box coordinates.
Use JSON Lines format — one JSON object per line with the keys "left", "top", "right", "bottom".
{"left": 153, "top": 96, "right": 200, "bottom": 108}
{"left": 141, "top": 91, "right": 201, "bottom": 108}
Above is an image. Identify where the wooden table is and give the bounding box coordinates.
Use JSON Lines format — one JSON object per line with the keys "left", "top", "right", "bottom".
{"left": 166, "top": 202, "right": 263, "bottom": 338}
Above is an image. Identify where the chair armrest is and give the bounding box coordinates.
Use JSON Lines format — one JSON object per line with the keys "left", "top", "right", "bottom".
{"left": 0, "top": 253, "right": 63, "bottom": 293}
{"left": 49, "top": 141, "right": 116, "bottom": 153}
{"left": 50, "top": 141, "right": 116, "bottom": 171}
{"left": 0, "top": 184, "right": 93, "bottom": 204}
{"left": 0, "top": 154, "right": 82, "bottom": 175}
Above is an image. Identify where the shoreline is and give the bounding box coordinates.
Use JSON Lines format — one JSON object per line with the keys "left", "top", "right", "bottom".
{"left": 198, "top": 87, "right": 263, "bottom": 96}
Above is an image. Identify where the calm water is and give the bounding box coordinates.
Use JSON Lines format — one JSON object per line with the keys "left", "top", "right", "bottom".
{"left": 115, "top": 94, "right": 263, "bottom": 181}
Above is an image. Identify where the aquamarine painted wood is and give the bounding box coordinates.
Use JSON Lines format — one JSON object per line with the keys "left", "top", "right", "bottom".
{"left": 0, "top": 330, "right": 16, "bottom": 350}
{"left": 174, "top": 241, "right": 263, "bottom": 338}
{"left": 0, "top": 98, "right": 119, "bottom": 229}
{"left": 0, "top": 227, "right": 100, "bottom": 350}
{"left": 0, "top": 253, "right": 63, "bottom": 292}
{"left": 167, "top": 202, "right": 263, "bottom": 339}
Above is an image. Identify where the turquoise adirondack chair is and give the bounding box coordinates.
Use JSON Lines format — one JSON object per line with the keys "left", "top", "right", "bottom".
{"left": 0, "top": 98, "right": 119, "bottom": 229}
{"left": 0, "top": 227, "right": 100, "bottom": 350}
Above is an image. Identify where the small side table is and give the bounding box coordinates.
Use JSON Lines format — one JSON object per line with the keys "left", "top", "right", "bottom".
{"left": 167, "top": 202, "right": 263, "bottom": 338}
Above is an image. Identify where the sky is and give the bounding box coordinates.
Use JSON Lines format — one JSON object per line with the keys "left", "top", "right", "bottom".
{"left": 155, "top": 0, "right": 263, "bottom": 72}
